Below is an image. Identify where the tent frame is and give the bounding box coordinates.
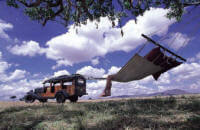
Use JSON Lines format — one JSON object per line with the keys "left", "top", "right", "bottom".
{"left": 141, "top": 34, "right": 186, "bottom": 62}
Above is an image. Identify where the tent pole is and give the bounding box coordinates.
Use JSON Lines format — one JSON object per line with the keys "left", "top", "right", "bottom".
{"left": 141, "top": 34, "right": 186, "bottom": 62}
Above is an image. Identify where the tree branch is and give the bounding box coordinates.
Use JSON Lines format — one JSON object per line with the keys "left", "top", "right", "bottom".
{"left": 47, "top": 0, "right": 62, "bottom": 7}
{"left": 81, "top": 0, "right": 93, "bottom": 21}
{"left": 183, "top": 1, "right": 200, "bottom": 7}
{"left": 19, "top": 0, "right": 41, "bottom": 7}
{"left": 42, "top": 0, "right": 64, "bottom": 26}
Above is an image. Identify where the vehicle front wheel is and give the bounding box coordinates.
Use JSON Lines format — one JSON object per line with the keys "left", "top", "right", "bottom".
{"left": 56, "top": 93, "right": 66, "bottom": 103}
{"left": 25, "top": 95, "right": 35, "bottom": 103}
{"left": 69, "top": 95, "right": 78, "bottom": 103}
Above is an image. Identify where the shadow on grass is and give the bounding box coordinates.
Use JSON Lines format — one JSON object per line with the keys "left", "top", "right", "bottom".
{"left": 1, "top": 97, "right": 199, "bottom": 129}
{"left": 82, "top": 97, "right": 199, "bottom": 129}
{"left": 88, "top": 114, "right": 200, "bottom": 130}
{"left": 83, "top": 97, "right": 176, "bottom": 116}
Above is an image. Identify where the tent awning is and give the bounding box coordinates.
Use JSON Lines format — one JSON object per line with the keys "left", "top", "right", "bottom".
{"left": 112, "top": 54, "right": 162, "bottom": 82}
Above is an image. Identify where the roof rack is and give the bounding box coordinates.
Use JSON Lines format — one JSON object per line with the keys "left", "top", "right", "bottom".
{"left": 43, "top": 74, "right": 85, "bottom": 84}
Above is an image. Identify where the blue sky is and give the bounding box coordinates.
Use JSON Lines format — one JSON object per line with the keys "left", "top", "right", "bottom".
{"left": 0, "top": 2, "right": 200, "bottom": 100}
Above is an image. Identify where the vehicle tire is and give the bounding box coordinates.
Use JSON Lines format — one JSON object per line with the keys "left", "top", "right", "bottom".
{"left": 39, "top": 99, "right": 48, "bottom": 103}
{"left": 56, "top": 93, "right": 66, "bottom": 103}
{"left": 25, "top": 95, "right": 35, "bottom": 103}
{"left": 69, "top": 95, "right": 78, "bottom": 103}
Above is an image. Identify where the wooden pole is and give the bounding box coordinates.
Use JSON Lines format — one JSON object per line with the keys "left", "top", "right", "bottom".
{"left": 141, "top": 34, "right": 186, "bottom": 62}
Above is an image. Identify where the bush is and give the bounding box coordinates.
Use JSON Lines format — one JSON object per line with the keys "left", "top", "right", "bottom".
{"left": 178, "top": 99, "right": 200, "bottom": 111}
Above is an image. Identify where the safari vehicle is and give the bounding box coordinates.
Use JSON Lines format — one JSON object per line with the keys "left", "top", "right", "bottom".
{"left": 24, "top": 74, "right": 86, "bottom": 103}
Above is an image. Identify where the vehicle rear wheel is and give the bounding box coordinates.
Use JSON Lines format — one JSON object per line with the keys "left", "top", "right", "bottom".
{"left": 56, "top": 93, "right": 66, "bottom": 103}
{"left": 25, "top": 95, "right": 35, "bottom": 103}
{"left": 69, "top": 95, "right": 78, "bottom": 103}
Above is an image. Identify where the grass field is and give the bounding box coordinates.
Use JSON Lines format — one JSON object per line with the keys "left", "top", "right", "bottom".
{"left": 0, "top": 95, "right": 200, "bottom": 130}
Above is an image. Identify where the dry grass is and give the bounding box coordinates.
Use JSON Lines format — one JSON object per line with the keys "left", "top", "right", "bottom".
{"left": 0, "top": 94, "right": 200, "bottom": 130}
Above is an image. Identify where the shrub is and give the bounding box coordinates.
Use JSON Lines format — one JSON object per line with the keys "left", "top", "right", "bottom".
{"left": 178, "top": 99, "right": 200, "bottom": 111}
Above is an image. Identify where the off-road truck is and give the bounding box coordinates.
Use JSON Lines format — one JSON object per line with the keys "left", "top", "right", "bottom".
{"left": 24, "top": 74, "right": 86, "bottom": 103}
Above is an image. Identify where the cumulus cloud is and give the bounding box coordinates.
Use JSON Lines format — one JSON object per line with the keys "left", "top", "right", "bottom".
{"left": 45, "top": 8, "right": 175, "bottom": 68}
{"left": 0, "top": 53, "right": 44, "bottom": 100}
{"left": 0, "top": 19, "right": 13, "bottom": 39}
{"left": 153, "top": 72, "right": 171, "bottom": 85}
{"left": 7, "top": 40, "right": 45, "bottom": 57}
{"left": 171, "top": 62, "right": 200, "bottom": 82}
{"left": 7, "top": 69, "right": 26, "bottom": 81}
{"left": 163, "top": 32, "right": 190, "bottom": 51}
{"left": 0, "top": 69, "right": 27, "bottom": 82}
{"left": 0, "top": 61, "right": 10, "bottom": 74}
{"left": 76, "top": 66, "right": 105, "bottom": 77}
{"left": 0, "top": 79, "right": 42, "bottom": 100}
{"left": 0, "top": 51, "right": 11, "bottom": 74}
{"left": 106, "top": 66, "right": 121, "bottom": 75}
{"left": 0, "top": 51, "right": 27, "bottom": 82}
{"left": 188, "top": 52, "right": 200, "bottom": 62}
{"left": 53, "top": 70, "right": 70, "bottom": 77}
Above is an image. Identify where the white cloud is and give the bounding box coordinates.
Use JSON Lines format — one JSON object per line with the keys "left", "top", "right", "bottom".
{"left": 45, "top": 8, "right": 175, "bottom": 68}
{"left": 153, "top": 72, "right": 171, "bottom": 85}
{"left": 7, "top": 69, "right": 26, "bottom": 81}
{"left": 0, "top": 19, "right": 13, "bottom": 39}
{"left": 187, "top": 52, "right": 200, "bottom": 63}
{"left": 0, "top": 51, "right": 11, "bottom": 74}
{"left": 107, "top": 66, "right": 121, "bottom": 75}
{"left": 0, "top": 51, "right": 27, "bottom": 82}
{"left": 76, "top": 66, "right": 105, "bottom": 77}
{"left": 0, "top": 78, "right": 42, "bottom": 100}
{"left": 7, "top": 40, "right": 45, "bottom": 57}
{"left": 163, "top": 32, "right": 190, "bottom": 51}
{"left": 53, "top": 70, "right": 70, "bottom": 77}
{"left": 0, "top": 69, "right": 27, "bottom": 82}
{"left": 139, "top": 76, "right": 154, "bottom": 84}
{"left": 171, "top": 62, "right": 200, "bottom": 77}
{"left": 91, "top": 58, "right": 99, "bottom": 66}
{"left": 0, "top": 61, "right": 10, "bottom": 73}
{"left": 52, "top": 59, "right": 73, "bottom": 69}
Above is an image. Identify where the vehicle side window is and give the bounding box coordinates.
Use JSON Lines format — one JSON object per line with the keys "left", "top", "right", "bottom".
{"left": 55, "top": 83, "right": 60, "bottom": 86}
{"left": 64, "top": 82, "right": 72, "bottom": 85}
{"left": 62, "top": 82, "right": 72, "bottom": 89}
{"left": 44, "top": 83, "right": 50, "bottom": 87}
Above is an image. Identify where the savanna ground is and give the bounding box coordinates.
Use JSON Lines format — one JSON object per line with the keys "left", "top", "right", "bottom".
{"left": 0, "top": 95, "right": 200, "bottom": 130}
